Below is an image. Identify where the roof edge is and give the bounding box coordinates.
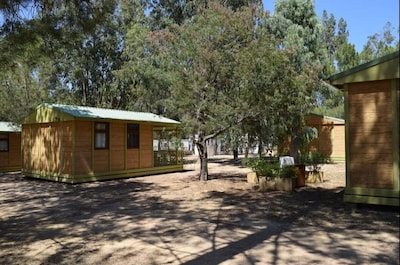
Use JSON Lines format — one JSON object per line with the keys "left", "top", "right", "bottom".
{"left": 329, "top": 51, "right": 399, "bottom": 82}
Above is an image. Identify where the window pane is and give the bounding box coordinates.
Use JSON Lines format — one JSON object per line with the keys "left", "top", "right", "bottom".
{"left": 127, "top": 124, "right": 139, "bottom": 131}
{"left": 95, "top": 133, "right": 106, "bottom": 148}
{"left": 0, "top": 140, "right": 8, "bottom": 151}
{"left": 127, "top": 124, "right": 139, "bottom": 148}
{"left": 95, "top": 123, "right": 107, "bottom": 130}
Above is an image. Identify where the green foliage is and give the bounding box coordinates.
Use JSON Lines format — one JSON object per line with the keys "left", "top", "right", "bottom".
{"left": 245, "top": 158, "right": 279, "bottom": 178}
{"left": 360, "top": 22, "right": 399, "bottom": 63}
{"left": 305, "top": 151, "right": 331, "bottom": 173}
{"left": 246, "top": 158, "right": 298, "bottom": 178}
{"left": 278, "top": 165, "right": 299, "bottom": 178}
{"left": 1, "top": 0, "right": 397, "bottom": 181}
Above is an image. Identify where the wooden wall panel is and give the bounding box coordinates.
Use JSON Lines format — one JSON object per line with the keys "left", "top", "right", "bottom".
{"left": 30, "top": 124, "right": 41, "bottom": 171}
{"left": 40, "top": 124, "right": 50, "bottom": 173}
{"left": 0, "top": 132, "right": 20, "bottom": 169}
{"left": 331, "top": 125, "right": 345, "bottom": 159}
{"left": 348, "top": 80, "right": 394, "bottom": 189}
{"left": 126, "top": 149, "right": 139, "bottom": 169}
{"left": 74, "top": 121, "right": 92, "bottom": 175}
{"left": 140, "top": 124, "right": 153, "bottom": 168}
{"left": 48, "top": 124, "right": 61, "bottom": 174}
{"left": 94, "top": 149, "right": 109, "bottom": 173}
{"left": 110, "top": 122, "right": 125, "bottom": 171}
{"left": 9, "top": 133, "right": 21, "bottom": 167}
{"left": 21, "top": 125, "right": 31, "bottom": 170}
{"left": 350, "top": 162, "right": 393, "bottom": 188}
{"left": 0, "top": 153, "right": 7, "bottom": 167}
{"left": 61, "top": 121, "right": 73, "bottom": 174}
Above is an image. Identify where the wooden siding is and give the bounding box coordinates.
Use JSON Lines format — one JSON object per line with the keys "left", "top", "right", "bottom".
{"left": 74, "top": 121, "right": 92, "bottom": 175}
{"left": 61, "top": 122, "right": 74, "bottom": 175}
{"left": 348, "top": 80, "right": 393, "bottom": 189}
{"left": 21, "top": 117, "right": 182, "bottom": 183}
{"left": 110, "top": 122, "right": 125, "bottom": 171}
{"left": 331, "top": 124, "right": 345, "bottom": 161}
{"left": 0, "top": 132, "right": 21, "bottom": 171}
{"left": 21, "top": 125, "right": 30, "bottom": 170}
{"left": 140, "top": 124, "right": 153, "bottom": 168}
{"left": 295, "top": 115, "right": 346, "bottom": 161}
{"left": 127, "top": 149, "right": 139, "bottom": 169}
{"left": 93, "top": 149, "right": 109, "bottom": 173}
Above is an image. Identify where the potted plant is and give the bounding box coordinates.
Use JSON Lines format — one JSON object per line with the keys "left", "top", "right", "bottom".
{"left": 275, "top": 165, "right": 299, "bottom": 191}
{"left": 246, "top": 158, "right": 298, "bottom": 192}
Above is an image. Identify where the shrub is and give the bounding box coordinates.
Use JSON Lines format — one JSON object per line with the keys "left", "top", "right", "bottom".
{"left": 278, "top": 165, "right": 299, "bottom": 178}
{"left": 245, "top": 158, "right": 279, "bottom": 178}
{"left": 308, "top": 151, "right": 331, "bottom": 172}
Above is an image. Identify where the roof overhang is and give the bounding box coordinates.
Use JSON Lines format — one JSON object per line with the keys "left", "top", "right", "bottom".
{"left": 329, "top": 51, "right": 400, "bottom": 89}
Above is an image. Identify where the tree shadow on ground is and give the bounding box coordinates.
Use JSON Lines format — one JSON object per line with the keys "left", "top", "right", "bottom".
{"left": 182, "top": 187, "right": 399, "bottom": 265}
{"left": 0, "top": 172, "right": 398, "bottom": 265}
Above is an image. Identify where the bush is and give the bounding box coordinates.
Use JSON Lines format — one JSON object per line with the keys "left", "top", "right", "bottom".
{"left": 278, "top": 165, "right": 299, "bottom": 178}
{"left": 308, "top": 151, "right": 331, "bottom": 172}
{"left": 245, "top": 158, "right": 279, "bottom": 178}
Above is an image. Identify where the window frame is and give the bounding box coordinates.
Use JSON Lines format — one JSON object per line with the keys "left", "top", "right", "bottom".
{"left": 127, "top": 123, "right": 140, "bottom": 149}
{"left": 0, "top": 133, "right": 9, "bottom": 152}
{"left": 94, "top": 122, "right": 109, "bottom": 149}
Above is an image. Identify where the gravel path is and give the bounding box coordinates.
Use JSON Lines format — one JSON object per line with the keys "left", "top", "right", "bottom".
{"left": 0, "top": 155, "right": 398, "bottom": 265}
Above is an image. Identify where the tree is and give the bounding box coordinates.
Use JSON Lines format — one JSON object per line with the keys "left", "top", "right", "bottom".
{"left": 360, "top": 22, "right": 399, "bottom": 62}
{"left": 148, "top": 0, "right": 261, "bottom": 30}
{"left": 0, "top": 0, "right": 125, "bottom": 109}
{"left": 142, "top": 4, "right": 283, "bottom": 180}
{"left": 266, "top": 0, "right": 324, "bottom": 160}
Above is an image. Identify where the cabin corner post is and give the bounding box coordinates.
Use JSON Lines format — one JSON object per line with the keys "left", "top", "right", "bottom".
{"left": 72, "top": 120, "right": 76, "bottom": 176}
{"left": 124, "top": 123, "right": 127, "bottom": 170}
{"left": 344, "top": 83, "right": 351, "bottom": 190}
{"left": 391, "top": 79, "right": 399, "bottom": 190}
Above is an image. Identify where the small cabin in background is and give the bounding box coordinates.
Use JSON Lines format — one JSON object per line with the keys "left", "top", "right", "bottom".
{"left": 278, "top": 114, "right": 345, "bottom": 162}
{"left": 329, "top": 51, "right": 399, "bottom": 206}
{"left": 305, "top": 114, "right": 345, "bottom": 162}
{"left": 0, "top": 122, "right": 21, "bottom": 172}
{"left": 21, "top": 104, "right": 183, "bottom": 183}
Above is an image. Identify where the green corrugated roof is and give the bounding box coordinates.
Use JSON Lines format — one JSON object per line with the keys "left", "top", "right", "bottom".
{"left": 42, "top": 104, "right": 180, "bottom": 125}
{"left": 0, "top": 122, "right": 21, "bottom": 132}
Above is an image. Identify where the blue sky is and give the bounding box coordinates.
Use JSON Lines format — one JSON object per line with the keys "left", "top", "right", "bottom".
{"left": 262, "top": 0, "right": 400, "bottom": 52}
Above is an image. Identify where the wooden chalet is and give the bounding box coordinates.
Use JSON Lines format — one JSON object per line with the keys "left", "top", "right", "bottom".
{"left": 329, "top": 51, "right": 399, "bottom": 206}
{"left": 21, "top": 104, "right": 183, "bottom": 183}
{"left": 0, "top": 122, "right": 21, "bottom": 172}
{"left": 305, "top": 114, "right": 345, "bottom": 162}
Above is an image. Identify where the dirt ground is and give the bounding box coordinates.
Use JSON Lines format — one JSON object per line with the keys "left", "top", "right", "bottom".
{"left": 0, "top": 155, "right": 399, "bottom": 265}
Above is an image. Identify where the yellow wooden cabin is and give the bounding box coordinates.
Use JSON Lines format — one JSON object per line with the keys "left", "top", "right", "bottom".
{"left": 305, "top": 114, "right": 345, "bottom": 162}
{"left": 0, "top": 122, "right": 21, "bottom": 172}
{"left": 329, "top": 51, "right": 399, "bottom": 206}
{"left": 278, "top": 114, "right": 345, "bottom": 162}
{"left": 21, "top": 104, "right": 183, "bottom": 183}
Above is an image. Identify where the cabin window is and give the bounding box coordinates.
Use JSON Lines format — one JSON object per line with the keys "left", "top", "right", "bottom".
{"left": 0, "top": 134, "right": 9, "bottom": 152}
{"left": 127, "top": 124, "right": 139, "bottom": 149}
{"left": 94, "top": 122, "right": 109, "bottom": 149}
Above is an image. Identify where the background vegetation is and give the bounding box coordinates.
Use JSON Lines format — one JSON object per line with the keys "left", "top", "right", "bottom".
{"left": 0, "top": 0, "right": 398, "bottom": 179}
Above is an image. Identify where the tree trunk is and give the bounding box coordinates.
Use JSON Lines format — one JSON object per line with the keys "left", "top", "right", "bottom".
{"left": 290, "top": 126, "right": 299, "bottom": 161}
{"left": 244, "top": 133, "right": 249, "bottom": 159}
{"left": 233, "top": 149, "right": 239, "bottom": 160}
{"left": 258, "top": 138, "right": 263, "bottom": 158}
{"left": 196, "top": 139, "right": 208, "bottom": 181}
